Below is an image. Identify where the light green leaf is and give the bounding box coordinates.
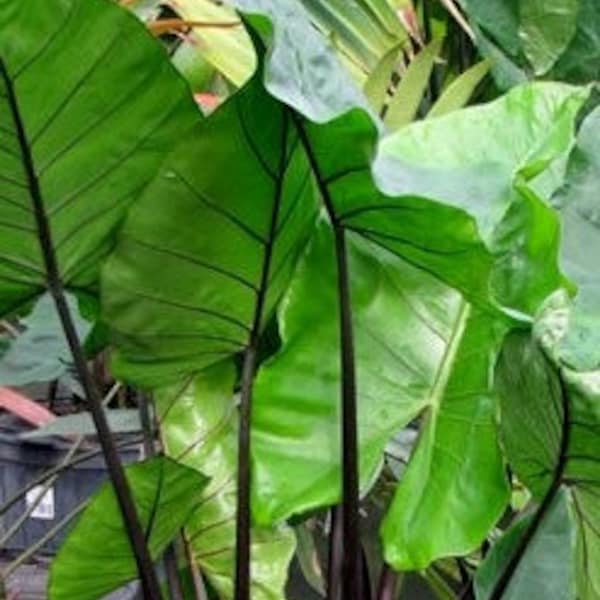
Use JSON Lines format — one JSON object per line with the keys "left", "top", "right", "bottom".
{"left": 475, "top": 489, "right": 577, "bottom": 600}
{"left": 381, "top": 309, "right": 510, "bottom": 569}
{"left": 298, "top": 0, "right": 405, "bottom": 78}
{"left": 384, "top": 38, "right": 443, "bottom": 130}
{"left": 363, "top": 44, "right": 402, "bottom": 113}
{"left": 252, "top": 220, "right": 470, "bottom": 524}
{"left": 0, "top": 293, "right": 90, "bottom": 386}
{"left": 377, "top": 82, "right": 588, "bottom": 314}
{"left": 0, "top": 0, "right": 199, "bottom": 316}
{"left": 553, "top": 106, "right": 600, "bottom": 371}
{"left": 170, "top": 0, "right": 256, "bottom": 87}
{"left": 428, "top": 59, "right": 491, "bottom": 118}
{"left": 155, "top": 362, "right": 296, "bottom": 600}
{"left": 48, "top": 457, "right": 208, "bottom": 600}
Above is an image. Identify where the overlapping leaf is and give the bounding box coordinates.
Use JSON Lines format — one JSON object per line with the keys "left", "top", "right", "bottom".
{"left": 103, "top": 72, "right": 319, "bottom": 387}
{"left": 0, "top": 0, "right": 199, "bottom": 316}
{"left": 252, "top": 220, "right": 467, "bottom": 523}
{"left": 154, "top": 362, "right": 296, "bottom": 599}
{"left": 48, "top": 456, "right": 208, "bottom": 600}
{"left": 490, "top": 291, "right": 600, "bottom": 599}
{"left": 475, "top": 489, "right": 577, "bottom": 600}
{"left": 552, "top": 106, "right": 600, "bottom": 371}
{"left": 0, "top": 293, "right": 89, "bottom": 386}
{"left": 103, "top": 0, "right": 592, "bottom": 577}
{"left": 462, "top": 0, "right": 600, "bottom": 87}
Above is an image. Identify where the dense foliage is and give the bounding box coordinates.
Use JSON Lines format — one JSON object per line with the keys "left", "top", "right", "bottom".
{"left": 0, "top": 0, "right": 598, "bottom": 599}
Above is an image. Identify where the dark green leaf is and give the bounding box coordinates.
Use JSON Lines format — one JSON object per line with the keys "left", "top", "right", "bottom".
{"left": 103, "top": 73, "right": 319, "bottom": 387}
{"left": 493, "top": 291, "right": 600, "bottom": 599}
{"left": 475, "top": 489, "right": 577, "bottom": 600}
{"left": 462, "top": 0, "right": 600, "bottom": 87}
{"left": 48, "top": 456, "right": 208, "bottom": 600}
{"left": 0, "top": 0, "right": 199, "bottom": 316}
{"left": 495, "top": 330, "right": 564, "bottom": 499}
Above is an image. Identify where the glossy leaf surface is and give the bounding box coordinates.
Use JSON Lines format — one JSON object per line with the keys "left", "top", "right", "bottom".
{"left": 252, "top": 220, "right": 467, "bottom": 523}
{"left": 103, "top": 73, "right": 319, "bottom": 387}
{"left": 155, "top": 362, "right": 295, "bottom": 600}
{"left": 0, "top": 0, "right": 198, "bottom": 315}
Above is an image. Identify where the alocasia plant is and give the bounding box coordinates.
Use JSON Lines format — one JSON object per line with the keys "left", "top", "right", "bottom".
{"left": 1, "top": 0, "right": 599, "bottom": 599}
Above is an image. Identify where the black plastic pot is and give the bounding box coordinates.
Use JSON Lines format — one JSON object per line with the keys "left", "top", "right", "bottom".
{"left": 0, "top": 414, "right": 141, "bottom": 556}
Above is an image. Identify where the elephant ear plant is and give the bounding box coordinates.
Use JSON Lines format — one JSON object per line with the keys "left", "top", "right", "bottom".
{"left": 1, "top": 0, "right": 599, "bottom": 599}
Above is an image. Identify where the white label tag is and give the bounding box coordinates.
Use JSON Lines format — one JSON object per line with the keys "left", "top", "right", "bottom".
{"left": 26, "top": 485, "right": 55, "bottom": 520}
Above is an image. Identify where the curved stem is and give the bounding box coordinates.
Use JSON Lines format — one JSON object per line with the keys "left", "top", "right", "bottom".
{"left": 489, "top": 368, "right": 571, "bottom": 600}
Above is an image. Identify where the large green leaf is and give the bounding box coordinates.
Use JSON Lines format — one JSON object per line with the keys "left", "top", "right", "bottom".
{"left": 552, "top": 106, "right": 600, "bottom": 371}
{"left": 103, "top": 72, "right": 319, "bottom": 387}
{"left": 48, "top": 456, "right": 208, "bottom": 600}
{"left": 475, "top": 489, "right": 577, "bottom": 600}
{"left": 154, "top": 361, "right": 295, "bottom": 600}
{"left": 0, "top": 0, "right": 198, "bottom": 316}
{"left": 491, "top": 291, "right": 600, "bottom": 599}
{"left": 375, "top": 81, "right": 587, "bottom": 314}
{"left": 252, "top": 219, "right": 468, "bottom": 522}
{"left": 0, "top": 292, "right": 90, "bottom": 386}
{"left": 381, "top": 309, "right": 510, "bottom": 569}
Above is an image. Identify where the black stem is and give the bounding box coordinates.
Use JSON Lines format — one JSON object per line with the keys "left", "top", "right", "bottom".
{"left": 376, "top": 564, "right": 399, "bottom": 600}
{"left": 489, "top": 368, "right": 571, "bottom": 600}
{"left": 293, "top": 114, "right": 362, "bottom": 599}
{"left": 234, "top": 112, "right": 289, "bottom": 600}
{"left": 0, "top": 59, "right": 161, "bottom": 600}
{"left": 139, "top": 393, "right": 184, "bottom": 600}
{"left": 361, "top": 542, "right": 373, "bottom": 600}
{"left": 327, "top": 506, "right": 344, "bottom": 600}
